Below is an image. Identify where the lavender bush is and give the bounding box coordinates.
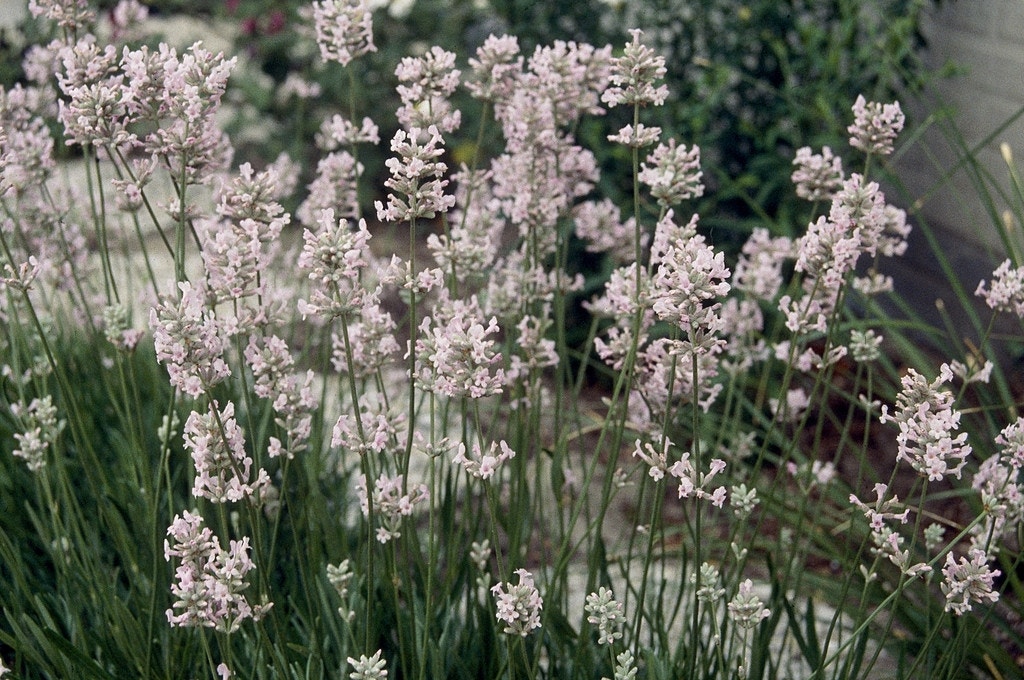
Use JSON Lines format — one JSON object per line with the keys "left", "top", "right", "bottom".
{"left": 0, "top": 1, "right": 1022, "bottom": 678}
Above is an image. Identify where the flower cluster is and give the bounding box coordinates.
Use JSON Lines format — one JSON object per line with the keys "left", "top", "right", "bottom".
{"left": 491, "top": 568, "right": 543, "bottom": 637}
{"left": 414, "top": 292, "right": 505, "bottom": 399}
{"left": 300, "top": 150, "right": 364, "bottom": 225}
{"left": 56, "top": 40, "right": 136, "bottom": 149}
{"left": 692, "top": 563, "right": 726, "bottom": 604}
{"left": 29, "top": 0, "right": 96, "bottom": 31}
{"left": 880, "top": 364, "right": 971, "bottom": 482}
{"left": 10, "top": 395, "right": 64, "bottom": 472}
{"left": 150, "top": 282, "right": 230, "bottom": 398}
{"left": 465, "top": 34, "right": 521, "bottom": 102}
{"left": 330, "top": 302, "right": 400, "bottom": 379}
{"left": 134, "top": 42, "right": 237, "bottom": 187}
{"left": 312, "top": 0, "right": 375, "bottom": 67}
{"left": 584, "top": 587, "right": 625, "bottom": 645}
{"left": 791, "top": 146, "right": 844, "bottom": 201}
{"left": 489, "top": 39, "right": 607, "bottom": 256}
{"left": 941, "top": 549, "right": 1000, "bottom": 616}
{"left": 573, "top": 198, "right": 638, "bottom": 264}
{"left": 727, "top": 579, "right": 770, "bottom": 629}
{"left": 203, "top": 163, "right": 291, "bottom": 306}
{"left": 183, "top": 400, "right": 270, "bottom": 503}
{"left": 395, "top": 46, "right": 461, "bottom": 132}
{"left": 453, "top": 440, "right": 516, "bottom": 480}
{"left": 848, "top": 95, "right": 905, "bottom": 156}
{"left": 976, "top": 259, "right": 1024, "bottom": 318}
{"left": 602, "top": 29, "right": 668, "bottom": 108}
{"left": 331, "top": 397, "right": 399, "bottom": 457}
{"left": 650, "top": 214, "right": 731, "bottom": 332}
{"left": 426, "top": 168, "right": 503, "bottom": 281}
{"left": 639, "top": 140, "right": 704, "bottom": 207}
{"left": 669, "top": 451, "right": 728, "bottom": 507}
{"left": 968, "top": 417, "right": 1024, "bottom": 554}
{"left": 849, "top": 483, "right": 930, "bottom": 577}
{"left": 780, "top": 174, "right": 890, "bottom": 335}
{"left": 244, "top": 335, "right": 318, "bottom": 460}
{"left": 356, "top": 473, "right": 429, "bottom": 543}
{"left": 375, "top": 126, "right": 455, "bottom": 223}
{"left": 327, "top": 559, "right": 356, "bottom": 621}
{"left": 347, "top": 649, "right": 387, "bottom": 680}
{"left": 164, "top": 511, "right": 271, "bottom": 632}
{"left": 298, "top": 212, "right": 376, "bottom": 320}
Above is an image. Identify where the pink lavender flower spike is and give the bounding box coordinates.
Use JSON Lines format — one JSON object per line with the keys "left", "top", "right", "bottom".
{"left": 165, "top": 511, "right": 271, "bottom": 632}
{"left": 601, "top": 29, "right": 669, "bottom": 108}
{"left": 150, "top": 281, "right": 231, "bottom": 398}
{"left": 466, "top": 34, "right": 522, "bottom": 103}
{"left": 491, "top": 569, "right": 543, "bottom": 636}
{"left": 880, "top": 364, "right": 971, "bottom": 482}
{"left": 791, "top": 146, "right": 844, "bottom": 201}
{"left": 941, "top": 549, "right": 1000, "bottom": 615}
{"left": 312, "top": 0, "right": 375, "bottom": 67}
{"left": 375, "top": 126, "right": 455, "bottom": 223}
{"left": 848, "top": 95, "right": 904, "bottom": 156}
{"left": 976, "top": 259, "right": 1024, "bottom": 318}
{"left": 395, "top": 46, "right": 461, "bottom": 133}
{"left": 184, "top": 400, "right": 270, "bottom": 503}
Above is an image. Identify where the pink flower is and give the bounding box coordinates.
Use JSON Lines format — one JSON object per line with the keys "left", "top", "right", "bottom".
{"left": 10, "top": 395, "right": 63, "bottom": 472}
{"left": 977, "top": 259, "right": 1024, "bottom": 318}
{"left": 330, "top": 299, "right": 399, "bottom": 378}
{"left": 298, "top": 211, "right": 375, "bottom": 319}
{"left": 848, "top": 95, "right": 904, "bottom": 156}
{"left": 791, "top": 146, "right": 844, "bottom": 201}
{"left": 28, "top": 0, "right": 94, "bottom": 31}
{"left": 573, "top": 198, "right": 640, "bottom": 264}
{"left": 881, "top": 364, "right": 971, "bottom": 482}
{"left": 639, "top": 140, "right": 704, "bottom": 207}
{"left": 375, "top": 126, "right": 455, "bottom": 223}
{"left": 356, "top": 473, "right": 428, "bottom": 543}
{"left": 138, "top": 42, "right": 237, "bottom": 186}
{"left": 649, "top": 214, "right": 731, "bottom": 332}
{"left": 184, "top": 400, "right": 270, "bottom": 503}
{"left": 395, "top": 46, "right": 461, "bottom": 133}
{"left": 245, "top": 334, "right": 317, "bottom": 459}
{"left": 316, "top": 114, "right": 379, "bottom": 151}
{"left": 312, "top": 0, "right": 375, "bottom": 66}
{"left": 733, "top": 228, "right": 794, "bottom": 301}
{"left": 150, "top": 281, "right": 230, "bottom": 398}
{"left": 426, "top": 169, "right": 503, "bottom": 280}
{"left": 941, "top": 549, "right": 1000, "bottom": 615}
{"left": 56, "top": 40, "right": 136, "bottom": 149}
{"left": 298, "top": 151, "right": 363, "bottom": 225}
{"left": 525, "top": 40, "right": 611, "bottom": 125}
{"left": 414, "top": 291, "right": 505, "bottom": 399}
{"left": 669, "top": 450, "right": 728, "bottom": 506}
{"left": 454, "top": 440, "right": 516, "bottom": 480}
{"left": 633, "top": 438, "right": 671, "bottom": 481}
{"left": 331, "top": 395, "right": 398, "bottom": 456}
{"left": 491, "top": 569, "right": 543, "bottom": 636}
{"left": 607, "top": 123, "right": 661, "bottom": 148}
{"left": 466, "top": 34, "right": 522, "bottom": 102}
{"left": 0, "top": 85, "right": 57, "bottom": 198}
{"left": 165, "top": 511, "right": 271, "bottom": 632}
{"left": 601, "top": 29, "right": 669, "bottom": 108}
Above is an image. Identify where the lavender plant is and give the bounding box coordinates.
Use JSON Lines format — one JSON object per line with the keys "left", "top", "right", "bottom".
{"left": 0, "top": 1, "right": 1022, "bottom": 679}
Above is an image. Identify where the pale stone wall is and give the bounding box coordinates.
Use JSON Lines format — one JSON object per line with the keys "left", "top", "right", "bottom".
{"left": 884, "top": 0, "right": 1024, "bottom": 348}
{"left": 898, "top": 0, "right": 1024, "bottom": 256}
